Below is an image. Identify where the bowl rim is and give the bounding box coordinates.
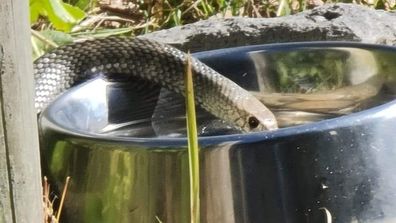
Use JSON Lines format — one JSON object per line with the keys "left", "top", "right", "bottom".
{"left": 40, "top": 41, "right": 396, "bottom": 147}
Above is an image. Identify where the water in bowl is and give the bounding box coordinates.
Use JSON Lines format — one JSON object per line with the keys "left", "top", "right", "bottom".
{"left": 49, "top": 46, "right": 396, "bottom": 138}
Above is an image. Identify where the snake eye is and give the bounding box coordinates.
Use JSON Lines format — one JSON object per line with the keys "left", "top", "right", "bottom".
{"left": 248, "top": 116, "right": 260, "bottom": 129}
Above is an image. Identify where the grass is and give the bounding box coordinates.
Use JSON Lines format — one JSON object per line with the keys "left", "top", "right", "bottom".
{"left": 30, "top": 0, "right": 396, "bottom": 59}
{"left": 43, "top": 176, "right": 70, "bottom": 223}
{"left": 184, "top": 53, "right": 200, "bottom": 223}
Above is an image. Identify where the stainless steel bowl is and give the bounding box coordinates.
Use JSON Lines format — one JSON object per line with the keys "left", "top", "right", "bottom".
{"left": 40, "top": 42, "right": 396, "bottom": 223}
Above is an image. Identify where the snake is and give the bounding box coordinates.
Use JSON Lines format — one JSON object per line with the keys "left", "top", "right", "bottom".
{"left": 34, "top": 36, "right": 278, "bottom": 132}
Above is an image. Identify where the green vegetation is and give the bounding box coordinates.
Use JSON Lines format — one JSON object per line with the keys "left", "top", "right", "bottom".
{"left": 30, "top": 0, "right": 396, "bottom": 59}
{"left": 30, "top": 0, "right": 86, "bottom": 31}
{"left": 184, "top": 54, "right": 200, "bottom": 223}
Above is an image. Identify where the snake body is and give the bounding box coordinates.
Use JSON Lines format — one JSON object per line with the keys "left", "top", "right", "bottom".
{"left": 34, "top": 37, "right": 278, "bottom": 132}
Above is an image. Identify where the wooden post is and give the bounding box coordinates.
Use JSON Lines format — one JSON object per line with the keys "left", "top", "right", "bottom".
{"left": 0, "top": 0, "right": 43, "bottom": 222}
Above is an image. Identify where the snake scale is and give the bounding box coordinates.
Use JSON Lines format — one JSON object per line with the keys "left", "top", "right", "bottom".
{"left": 34, "top": 37, "right": 278, "bottom": 132}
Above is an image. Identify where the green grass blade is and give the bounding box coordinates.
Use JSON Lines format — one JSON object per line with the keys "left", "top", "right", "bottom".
{"left": 184, "top": 53, "right": 200, "bottom": 223}
{"left": 71, "top": 27, "right": 134, "bottom": 38}
{"left": 276, "top": 0, "right": 291, "bottom": 16}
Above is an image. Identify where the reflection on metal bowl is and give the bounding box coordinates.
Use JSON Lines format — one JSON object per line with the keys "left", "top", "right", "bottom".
{"left": 40, "top": 42, "right": 396, "bottom": 223}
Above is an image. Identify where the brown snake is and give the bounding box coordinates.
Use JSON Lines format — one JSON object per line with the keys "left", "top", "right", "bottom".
{"left": 34, "top": 37, "right": 278, "bottom": 132}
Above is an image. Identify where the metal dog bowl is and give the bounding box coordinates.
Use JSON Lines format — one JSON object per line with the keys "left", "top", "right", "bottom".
{"left": 40, "top": 42, "right": 396, "bottom": 223}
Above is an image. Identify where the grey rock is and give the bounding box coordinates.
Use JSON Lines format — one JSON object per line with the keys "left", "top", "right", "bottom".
{"left": 142, "top": 3, "right": 396, "bottom": 52}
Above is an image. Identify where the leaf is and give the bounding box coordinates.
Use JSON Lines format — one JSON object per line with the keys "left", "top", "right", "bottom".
{"left": 30, "top": 0, "right": 45, "bottom": 23}
{"left": 42, "top": 0, "right": 86, "bottom": 31}
{"left": 41, "top": 30, "right": 74, "bottom": 45}
{"left": 31, "top": 35, "right": 47, "bottom": 60}
{"left": 75, "top": 0, "right": 93, "bottom": 10}
{"left": 31, "top": 30, "right": 73, "bottom": 60}
{"left": 48, "top": 0, "right": 82, "bottom": 23}
{"left": 62, "top": 2, "right": 86, "bottom": 19}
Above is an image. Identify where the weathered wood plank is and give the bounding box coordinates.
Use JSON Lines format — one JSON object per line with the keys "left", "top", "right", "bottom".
{"left": 0, "top": 45, "right": 13, "bottom": 223}
{"left": 0, "top": 0, "right": 43, "bottom": 223}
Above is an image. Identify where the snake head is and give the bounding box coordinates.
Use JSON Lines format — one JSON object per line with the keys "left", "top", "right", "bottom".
{"left": 240, "top": 96, "right": 278, "bottom": 132}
